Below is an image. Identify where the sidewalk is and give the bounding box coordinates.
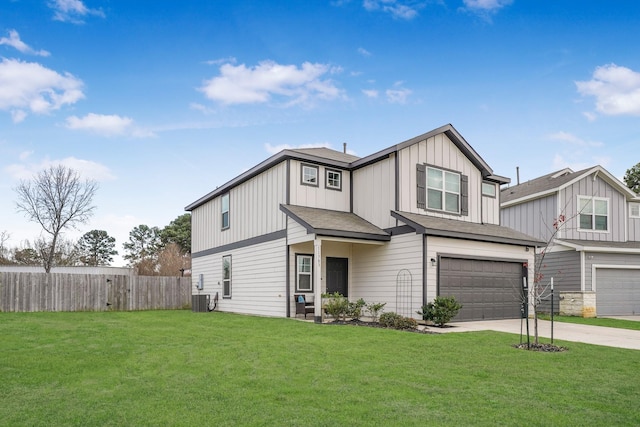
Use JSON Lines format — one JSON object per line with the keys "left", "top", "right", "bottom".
{"left": 440, "top": 318, "right": 640, "bottom": 350}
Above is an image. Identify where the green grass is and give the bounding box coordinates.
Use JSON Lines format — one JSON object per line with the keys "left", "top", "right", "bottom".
{"left": 538, "top": 314, "right": 640, "bottom": 331}
{"left": 1, "top": 311, "right": 639, "bottom": 426}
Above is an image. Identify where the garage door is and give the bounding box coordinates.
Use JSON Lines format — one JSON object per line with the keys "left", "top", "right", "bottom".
{"left": 596, "top": 268, "right": 640, "bottom": 316}
{"left": 439, "top": 257, "right": 525, "bottom": 321}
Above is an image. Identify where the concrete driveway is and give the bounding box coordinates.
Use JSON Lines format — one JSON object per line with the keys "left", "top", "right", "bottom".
{"left": 440, "top": 317, "right": 640, "bottom": 350}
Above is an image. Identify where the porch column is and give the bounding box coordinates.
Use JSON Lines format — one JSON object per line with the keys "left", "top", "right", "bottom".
{"left": 314, "top": 238, "right": 323, "bottom": 323}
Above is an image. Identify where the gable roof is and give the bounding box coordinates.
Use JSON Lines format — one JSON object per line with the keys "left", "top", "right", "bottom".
{"left": 501, "top": 165, "right": 639, "bottom": 207}
{"left": 556, "top": 239, "right": 640, "bottom": 253}
{"left": 186, "top": 123, "right": 510, "bottom": 211}
{"left": 280, "top": 204, "right": 390, "bottom": 241}
{"left": 391, "top": 211, "right": 543, "bottom": 247}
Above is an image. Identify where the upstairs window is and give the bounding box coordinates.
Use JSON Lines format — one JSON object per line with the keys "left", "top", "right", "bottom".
{"left": 301, "top": 164, "right": 319, "bottom": 187}
{"left": 326, "top": 169, "right": 342, "bottom": 191}
{"left": 630, "top": 202, "right": 640, "bottom": 218}
{"left": 578, "top": 196, "right": 608, "bottom": 231}
{"left": 427, "top": 167, "right": 460, "bottom": 214}
{"left": 482, "top": 182, "right": 496, "bottom": 198}
{"left": 221, "top": 193, "right": 230, "bottom": 230}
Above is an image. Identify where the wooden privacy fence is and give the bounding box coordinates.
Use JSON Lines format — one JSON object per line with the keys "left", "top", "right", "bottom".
{"left": 0, "top": 272, "right": 191, "bottom": 312}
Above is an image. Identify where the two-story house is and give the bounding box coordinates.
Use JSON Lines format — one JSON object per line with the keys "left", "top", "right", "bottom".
{"left": 501, "top": 166, "right": 640, "bottom": 316}
{"left": 186, "top": 124, "right": 541, "bottom": 322}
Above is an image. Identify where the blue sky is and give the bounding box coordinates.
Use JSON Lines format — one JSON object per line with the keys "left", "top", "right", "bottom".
{"left": 1, "top": 0, "right": 639, "bottom": 266}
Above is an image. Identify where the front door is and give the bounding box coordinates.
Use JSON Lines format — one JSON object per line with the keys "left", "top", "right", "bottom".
{"left": 326, "top": 257, "right": 348, "bottom": 297}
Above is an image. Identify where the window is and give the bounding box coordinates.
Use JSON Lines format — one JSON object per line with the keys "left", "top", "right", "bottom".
{"left": 222, "top": 255, "right": 231, "bottom": 298}
{"left": 296, "top": 254, "right": 313, "bottom": 292}
{"left": 326, "top": 169, "right": 342, "bottom": 191}
{"left": 631, "top": 203, "right": 640, "bottom": 218}
{"left": 482, "top": 182, "right": 496, "bottom": 198}
{"left": 427, "top": 167, "right": 460, "bottom": 213}
{"left": 301, "top": 164, "right": 318, "bottom": 186}
{"left": 221, "top": 193, "right": 229, "bottom": 230}
{"left": 578, "top": 196, "right": 608, "bottom": 231}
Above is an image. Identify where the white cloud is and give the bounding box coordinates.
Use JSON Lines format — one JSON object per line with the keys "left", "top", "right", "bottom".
{"left": 0, "top": 58, "right": 84, "bottom": 121}
{"left": 5, "top": 156, "right": 115, "bottom": 182}
{"left": 363, "top": 0, "right": 424, "bottom": 20}
{"left": 460, "top": 0, "right": 512, "bottom": 21}
{"left": 552, "top": 153, "right": 611, "bottom": 172}
{"left": 548, "top": 131, "right": 603, "bottom": 147}
{"left": 362, "top": 89, "right": 379, "bottom": 98}
{"left": 358, "top": 47, "right": 372, "bottom": 57}
{"left": 386, "top": 82, "right": 412, "bottom": 103}
{"left": 0, "top": 30, "right": 50, "bottom": 57}
{"left": 65, "top": 113, "right": 155, "bottom": 138}
{"left": 575, "top": 64, "right": 640, "bottom": 117}
{"left": 204, "top": 57, "right": 237, "bottom": 66}
{"left": 200, "top": 60, "right": 344, "bottom": 106}
{"left": 49, "top": 0, "right": 105, "bottom": 23}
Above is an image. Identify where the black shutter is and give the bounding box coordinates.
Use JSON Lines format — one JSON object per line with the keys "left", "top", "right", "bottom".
{"left": 460, "top": 174, "right": 469, "bottom": 216}
{"left": 417, "top": 164, "right": 426, "bottom": 209}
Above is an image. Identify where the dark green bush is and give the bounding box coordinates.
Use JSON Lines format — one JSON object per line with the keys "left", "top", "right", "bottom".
{"left": 347, "top": 298, "right": 366, "bottom": 321}
{"left": 322, "top": 292, "right": 349, "bottom": 321}
{"left": 417, "top": 296, "right": 462, "bottom": 327}
{"left": 379, "top": 312, "right": 417, "bottom": 330}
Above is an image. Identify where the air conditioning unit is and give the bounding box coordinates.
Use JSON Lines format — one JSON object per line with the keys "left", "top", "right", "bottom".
{"left": 192, "top": 294, "right": 208, "bottom": 312}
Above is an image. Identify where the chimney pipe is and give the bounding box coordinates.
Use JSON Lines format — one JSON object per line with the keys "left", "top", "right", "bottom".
{"left": 343, "top": 142, "right": 347, "bottom": 154}
{"left": 516, "top": 166, "right": 520, "bottom": 185}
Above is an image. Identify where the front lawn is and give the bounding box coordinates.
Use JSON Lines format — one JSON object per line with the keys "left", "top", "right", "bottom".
{"left": 1, "top": 311, "right": 638, "bottom": 426}
{"left": 539, "top": 314, "right": 640, "bottom": 331}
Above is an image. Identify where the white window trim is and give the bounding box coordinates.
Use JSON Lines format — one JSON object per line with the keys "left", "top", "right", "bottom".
{"left": 577, "top": 196, "right": 609, "bottom": 233}
{"left": 630, "top": 202, "right": 640, "bottom": 218}
{"left": 426, "top": 166, "right": 460, "bottom": 214}
{"left": 301, "top": 164, "right": 319, "bottom": 187}
{"left": 481, "top": 182, "right": 496, "bottom": 198}
{"left": 296, "top": 254, "right": 313, "bottom": 292}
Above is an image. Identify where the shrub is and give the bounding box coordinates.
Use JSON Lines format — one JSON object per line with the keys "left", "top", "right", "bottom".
{"left": 347, "top": 298, "right": 366, "bottom": 321}
{"left": 417, "top": 296, "right": 462, "bottom": 327}
{"left": 366, "top": 302, "right": 386, "bottom": 322}
{"left": 379, "top": 312, "right": 417, "bottom": 330}
{"left": 322, "top": 292, "right": 349, "bottom": 321}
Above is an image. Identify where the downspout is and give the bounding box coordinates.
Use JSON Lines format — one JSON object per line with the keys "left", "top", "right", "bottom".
{"left": 285, "top": 159, "right": 291, "bottom": 317}
{"left": 395, "top": 152, "right": 399, "bottom": 226}
{"left": 423, "top": 233, "right": 428, "bottom": 307}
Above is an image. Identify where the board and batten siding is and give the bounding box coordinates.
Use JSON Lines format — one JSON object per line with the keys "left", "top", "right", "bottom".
{"left": 397, "top": 133, "right": 483, "bottom": 223}
{"left": 628, "top": 215, "right": 640, "bottom": 241}
{"left": 352, "top": 155, "right": 396, "bottom": 229}
{"left": 191, "top": 237, "right": 287, "bottom": 317}
{"left": 426, "top": 236, "right": 535, "bottom": 307}
{"left": 481, "top": 192, "right": 500, "bottom": 225}
{"left": 351, "top": 232, "right": 423, "bottom": 317}
{"left": 501, "top": 194, "right": 557, "bottom": 242}
{"left": 559, "top": 176, "right": 627, "bottom": 242}
{"left": 288, "top": 160, "right": 351, "bottom": 212}
{"left": 191, "top": 161, "right": 288, "bottom": 253}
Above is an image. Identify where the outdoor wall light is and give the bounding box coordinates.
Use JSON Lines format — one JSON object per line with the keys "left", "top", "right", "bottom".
{"left": 430, "top": 258, "right": 437, "bottom": 267}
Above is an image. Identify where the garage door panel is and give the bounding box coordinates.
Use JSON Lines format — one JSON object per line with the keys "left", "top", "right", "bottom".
{"left": 440, "top": 258, "right": 524, "bottom": 321}
{"left": 596, "top": 269, "right": 640, "bottom": 316}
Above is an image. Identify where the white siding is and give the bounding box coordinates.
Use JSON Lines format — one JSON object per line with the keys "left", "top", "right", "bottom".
{"left": 351, "top": 233, "right": 423, "bottom": 317}
{"left": 191, "top": 237, "right": 287, "bottom": 317}
{"left": 630, "top": 217, "right": 640, "bottom": 241}
{"left": 352, "top": 155, "right": 396, "bottom": 229}
{"left": 287, "top": 217, "right": 313, "bottom": 245}
{"left": 191, "top": 161, "right": 288, "bottom": 253}
{"left": 482, "top": 193, "right": 500, "bottom": 225}
{"left": 397, "top": 133, "right": 483, "bottom": 223}
{"left": 289, "top": 160, "right": 350, "bottom": 211}
{"left": 426, "top": 236, "right": 535, "bottom": 305}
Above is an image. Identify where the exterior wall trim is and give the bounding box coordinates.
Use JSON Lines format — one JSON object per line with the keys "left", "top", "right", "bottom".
{"left": 591, "top": 264, "right": 640, "bottom": 292}
{"left": 192, "top": 229, "right": 287, "bottom": 258}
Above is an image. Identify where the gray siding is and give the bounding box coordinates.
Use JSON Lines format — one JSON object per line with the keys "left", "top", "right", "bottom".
{"left": 536, "top": 250, "right": 581, "bottom": 312}
{"left": 560, "top": 175, "right": 627, "bottom": 242}
{"left": 629, "top": 217, "right": 640, "bottom": 241}
{"left": 500, "top": 194, "right": 557, "bottom": 241}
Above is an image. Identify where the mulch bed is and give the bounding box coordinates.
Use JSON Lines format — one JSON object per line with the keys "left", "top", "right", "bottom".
{"left": 512, "top": 343, "right": 568, "bottom": 352}
{"left": 326, "top": 318, "right": 439, "bottom": 334}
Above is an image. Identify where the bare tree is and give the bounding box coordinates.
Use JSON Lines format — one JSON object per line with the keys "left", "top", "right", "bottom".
{"left": 157, "top": 242, "right": 191, "bottom": 276}
{"left": 14, "top": 165, "right": 97, "bottom": 273}
{"left": 0, "top": 230, "right": 12, "bottom": 265}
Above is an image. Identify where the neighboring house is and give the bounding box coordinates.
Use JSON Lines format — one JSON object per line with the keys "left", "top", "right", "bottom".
{"left": 186, "top": 124, "right": 540, "bottom": 322}
{"left": 501, "top": 166, "right": 640, "bottom": 316}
